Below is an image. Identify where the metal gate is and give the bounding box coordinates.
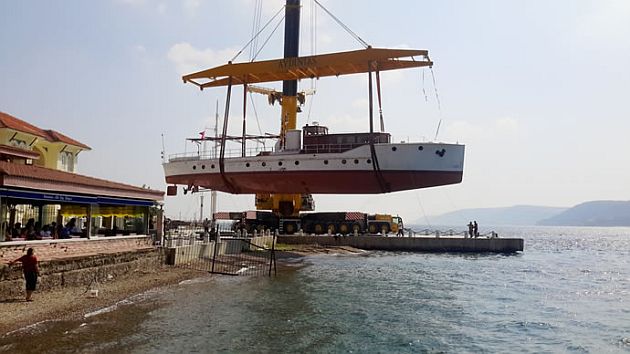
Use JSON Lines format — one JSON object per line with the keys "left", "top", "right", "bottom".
{"left": 162, "top": 223, "right": 276, "bottom": 276}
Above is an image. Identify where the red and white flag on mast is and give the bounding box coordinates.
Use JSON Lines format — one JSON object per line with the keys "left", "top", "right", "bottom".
{"left": 199, "top": 131, "right": 205, "bottom": 140}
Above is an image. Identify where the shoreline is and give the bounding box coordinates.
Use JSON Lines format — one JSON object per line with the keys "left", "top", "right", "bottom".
{"left": 0, "top": 245, "right": 363, "bottom": 336}
{"left": 0, "top": 267, "right": 209, "bottom": 336}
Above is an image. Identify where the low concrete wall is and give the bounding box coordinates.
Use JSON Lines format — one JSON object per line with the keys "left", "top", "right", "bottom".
{"left": 248, "top": 236, "right": 275, "bottom": 250}
{"left": 277, "top": 236, "right": 524, "bottom": 253}
{"left": 163, "top": 236, "right": 277, "bottom": 265}
{"left": 163, "top": 241, "right": 223, "bottom": 266}
{"left": 0, "top": 249, "right": 160, "bottom": 299}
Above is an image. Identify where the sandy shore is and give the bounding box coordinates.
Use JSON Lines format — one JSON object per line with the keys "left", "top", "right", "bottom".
{"left": 0, "top": 267, "right": 208, "bottom": 336}
{"left": 0, "top": 245, "right": 363, "bottom": 336}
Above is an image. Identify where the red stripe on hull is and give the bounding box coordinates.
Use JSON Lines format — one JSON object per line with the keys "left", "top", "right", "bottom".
{"left": 166, "top": 170, "right": 463, "bottom": 194}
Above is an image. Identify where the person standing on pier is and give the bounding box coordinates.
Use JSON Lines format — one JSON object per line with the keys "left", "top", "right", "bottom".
{"left": 9, "top": 248, "right": 39, "bottom": 302}
{"left": 473, "top": 221, "right": 479, "bottom": 238}
{"left": 467, "top": 222, "right": 473, "bottom": 238}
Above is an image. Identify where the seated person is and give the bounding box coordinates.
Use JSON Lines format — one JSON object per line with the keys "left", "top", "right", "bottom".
{"left": 25, "top": 225, "right": 39, "bottom": 241}
{"left": 40, "top": 225, "right": 52, "bottom": 238}
{"left": 4, "top": 227, "right": 12, "bottom": 242}
{"left": 12, "top": 222, "right": 22, "bottom": 238}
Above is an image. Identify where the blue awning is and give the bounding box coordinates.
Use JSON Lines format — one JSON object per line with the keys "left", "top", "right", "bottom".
{"left": 0, "top": 189, "right": 155, "bottom": 207}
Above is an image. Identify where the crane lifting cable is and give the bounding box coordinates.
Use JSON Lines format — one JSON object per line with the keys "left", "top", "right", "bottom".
{"left": 231, "top": 4, "right": 285, "bottom": 63}
{"left": 249, "top": 0, "right": 263, "bottom": 61}
{"left": 313, "top": 0, "right": 369, "bottom": 48}
{"left": 251, "top": 13, "right": 286, "bottom": 61}
{"left": 430, "top": 67, "right": 443, "bottom": 141}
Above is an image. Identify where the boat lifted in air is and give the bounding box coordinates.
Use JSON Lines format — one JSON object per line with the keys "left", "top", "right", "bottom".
{"left": 163, "top": 1, "right": 464, "bottom": 199}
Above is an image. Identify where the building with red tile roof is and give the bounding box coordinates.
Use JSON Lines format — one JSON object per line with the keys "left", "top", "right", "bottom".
{"left": 0, "top": 111, "right": 163, "bottom": 241}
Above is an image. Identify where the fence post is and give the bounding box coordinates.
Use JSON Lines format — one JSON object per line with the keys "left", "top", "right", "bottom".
{"left": 268, "top": 233, "right": 277, "bottom": 276}
{"left": 211, "top": 237, "right": 219, "bottom": 274}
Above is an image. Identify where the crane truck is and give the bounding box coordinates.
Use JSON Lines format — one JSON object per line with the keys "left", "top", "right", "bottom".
{"left": 215, "top": 210, "right": 402, "bottom": 236}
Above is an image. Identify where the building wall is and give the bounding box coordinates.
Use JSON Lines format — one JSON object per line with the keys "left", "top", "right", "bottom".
{"left": 0, "top": 128, "right": 85, "bottom": 172}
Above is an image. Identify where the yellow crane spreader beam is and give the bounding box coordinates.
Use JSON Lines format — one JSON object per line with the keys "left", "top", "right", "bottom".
{"left": 183, "top": 47, "right": 432, "bottom": 89}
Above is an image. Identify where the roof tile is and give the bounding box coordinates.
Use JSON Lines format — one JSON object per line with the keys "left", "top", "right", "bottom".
{"left": 0, "top": 161, "right": 163, "bottom": 201}
{"left": 0, "top": 111, "right": 90, "bottom": 150}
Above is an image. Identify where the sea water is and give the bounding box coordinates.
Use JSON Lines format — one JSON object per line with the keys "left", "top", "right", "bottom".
{"left": 1, "top": 226, "right": 630, "bottom": 353}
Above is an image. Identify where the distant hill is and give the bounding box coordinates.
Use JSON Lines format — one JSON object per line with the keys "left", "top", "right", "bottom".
{"left": 538, "top": 200, "right": 630, "bottom": 226}
{"left": 421, "top": 205, "right": 567, "bottom": 226}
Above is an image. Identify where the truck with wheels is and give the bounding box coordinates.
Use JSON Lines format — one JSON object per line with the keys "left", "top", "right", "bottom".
{"left": 215, "top": 211, "right": 402, "bottom": 236}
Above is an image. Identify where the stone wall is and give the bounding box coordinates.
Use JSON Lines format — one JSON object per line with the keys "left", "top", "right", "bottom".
{"left": 0, "top": 249, "right": 161, "bottom": 298}
{"left": 0, "top": 237, "right": 160, "bottom": 299}
{"left": 0, "top": 236, "right": 154, "bottom": 262}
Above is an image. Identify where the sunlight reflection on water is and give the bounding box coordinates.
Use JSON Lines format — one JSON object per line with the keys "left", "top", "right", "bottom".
{"left": 1, "top": 226, "right": 629, "bottom": 353}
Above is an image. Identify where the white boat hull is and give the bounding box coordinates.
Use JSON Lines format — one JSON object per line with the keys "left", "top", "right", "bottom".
{"left": 163, "top": 142, "right": 465, "bottom": 194}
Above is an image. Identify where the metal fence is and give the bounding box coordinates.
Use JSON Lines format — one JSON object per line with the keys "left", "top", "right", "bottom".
{"left": 406, "top": 228, "right": 499, "bottom": 238}
{"left": 161, "top": 223, "right": 276, "bottom": 277}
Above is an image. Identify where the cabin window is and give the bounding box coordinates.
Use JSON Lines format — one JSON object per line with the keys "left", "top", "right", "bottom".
{"left": 367, "top": 159, "right": 372, "bottom": 164}
{"left": 341, "top": 159, "right": 347, "bottom": 164}
{"left": 278, "top": 161, "right": 283, "bottom": 166}
{"left": 211, "top": 164, "right": 215, "bottom": 169}
{"left": 262, "top": 162, "right": 267, "bottom": 167}
{"left": 324, "top": 160, "right": 328, "bottom": 165}
{"left": 418, "top": 146, "right": 424, "bottom": 151}
{"left": 192, "top": 165, "right": 197, "bottom": 170}
{"left": 354, "top": 159, "right": 359, "bottom": 164}
{"left": 201, "top": 165, "right": 206, "bottom": 169}
{"left": 245, "top": 163, "right": 250, "bottom": 167}
{"left": 294, "top": 161, "right": 300, "bottom": 165}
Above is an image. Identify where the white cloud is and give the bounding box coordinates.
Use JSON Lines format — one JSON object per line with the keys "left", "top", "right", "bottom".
{"left": 156, "top": 2, "right": 167, "bottom": 14}
{"left": 167, "top": 42, "right": 239, "bottom": 75}
{"left": 183, "top": 0, "right": 201, "bottom": 15}
{"left": 576, "top": 0, "right": 630, "bottom": 44}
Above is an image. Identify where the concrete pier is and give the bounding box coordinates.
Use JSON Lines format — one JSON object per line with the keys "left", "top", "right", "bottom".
{"left": 277, "top": 236, "right": 523, "bottom": 253}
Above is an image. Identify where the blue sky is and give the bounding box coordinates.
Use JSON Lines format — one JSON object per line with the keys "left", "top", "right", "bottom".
{"left": 1, "top": 0, "right": 629, "bottom": 221}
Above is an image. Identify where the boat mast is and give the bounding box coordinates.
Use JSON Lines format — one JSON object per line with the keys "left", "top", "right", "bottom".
{"left": 279, "top": 0, "right": 301, "bottom": 147}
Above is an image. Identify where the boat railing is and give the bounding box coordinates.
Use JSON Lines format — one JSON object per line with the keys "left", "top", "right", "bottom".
{"left": 169, "top": 146, "right": 275, "bottom": 161}
{"left": 168, "top": 139, "right": 445, "bottom": 161}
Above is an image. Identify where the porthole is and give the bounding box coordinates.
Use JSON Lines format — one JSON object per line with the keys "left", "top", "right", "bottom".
{"left": 278, "top": 161, "right": 283, "bottom": 166}
{"left": 245, "top": 162, "right": 250, "bottom": 167}
{"left": 354, "top": 159, "right": 359, "bottom": 164}
{"left": 392, "top": 146, "right": 397, "bottom": 151}
{"left": 201, "top": 165, "right": 206, "bottom": 169}
{"left": 262, "top": 162, "right": 267, "bottom": 167}
{"left": 211, "top": 164, "right": 215, "bottom": 169}
{"left": 367, "top": 159, "right": 372, "bottom": 164}
{"left": 295, "top": 161, "right": 300, "bottom": 165}
{"left": 418, "top": 146, "right": 424, "bottom": 151}
{"left": 192, "top": 165, "right": 197, "bottom": 170}
{"left": 342, "top": 159, "right": 347, "bottom": 164}
{"left": 324, "top": 160, "right": 329, "bottom": 165}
